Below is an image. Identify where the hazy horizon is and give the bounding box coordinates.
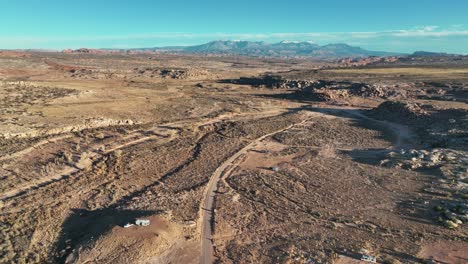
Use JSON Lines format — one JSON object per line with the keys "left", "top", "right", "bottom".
{"left": 1, "top": 0, "right": 468, "bottom": 54}
{"left": 2, "top": 39, "right": 467, "bottom": 55}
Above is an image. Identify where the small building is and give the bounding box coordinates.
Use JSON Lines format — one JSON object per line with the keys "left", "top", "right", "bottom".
{"left": 135, "top": 219, "right": 150, "bottom": 226}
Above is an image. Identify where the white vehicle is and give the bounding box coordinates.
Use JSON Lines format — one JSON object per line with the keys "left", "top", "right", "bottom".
{"left": 361, "top": 255, "right": 377, "bottom": 263}
{"left": 135, "top": 219, "right": 150, "bottom": 226}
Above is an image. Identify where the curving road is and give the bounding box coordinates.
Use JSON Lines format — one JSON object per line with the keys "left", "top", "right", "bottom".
{"left": 198, "top": 108, "right": 415, "bottom": 263}
{"left": 199, "top": 119, "right": 308, "bottom": 264}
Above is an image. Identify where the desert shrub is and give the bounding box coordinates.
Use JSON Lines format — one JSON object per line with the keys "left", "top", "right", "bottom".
{"left": 382, "top": 255, "right": 401, "bottom": 264}
{"left": 113, "top": 149, "right": 123, "bottom": 158}
{"left": 61, "top": 151, "right": 73, "bottom": 163}
{"left": 317, "top": 144, "right": 336, "bottom": 158}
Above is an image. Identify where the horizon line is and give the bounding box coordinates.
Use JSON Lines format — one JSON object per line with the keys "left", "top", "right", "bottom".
{"left": 1, "top": 39, "right": 466, "bottom": 56}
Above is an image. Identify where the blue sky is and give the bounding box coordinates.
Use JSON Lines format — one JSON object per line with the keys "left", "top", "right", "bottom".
{"left": 1, "top": 0, "right": 467, "bottom": 53}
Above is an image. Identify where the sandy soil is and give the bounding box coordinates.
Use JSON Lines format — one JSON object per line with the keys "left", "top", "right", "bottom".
{"left": 418, "top": 241, "right": 468, "bottom": 264}
{"left": 0, "top": 52, "right": 466, "bottom": 264}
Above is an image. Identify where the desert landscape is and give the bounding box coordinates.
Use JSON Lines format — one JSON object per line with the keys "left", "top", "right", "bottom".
{"left": 0, "top": 48, "right": 466, "bottom": 264}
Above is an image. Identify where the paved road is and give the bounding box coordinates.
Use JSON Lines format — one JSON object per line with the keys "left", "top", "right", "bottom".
{"left": 199, "top": 120, "right": 307, "bottom": 264}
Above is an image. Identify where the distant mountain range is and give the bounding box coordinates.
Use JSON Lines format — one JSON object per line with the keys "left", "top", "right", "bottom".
{"left": 62, "top": 40, "right": 465, "bottom": 58}
{"left": 126, "top": 40, "right": 403, "bottom": 58}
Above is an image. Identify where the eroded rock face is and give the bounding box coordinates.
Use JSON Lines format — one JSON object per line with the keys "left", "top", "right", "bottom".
{"left": 223, "top": 75, "right": 317, "bottom": 89}
{"left": 381, "top": 148, "right": 467, "bottom": 199}
{"left": 0, "top": 118, "right": 137, "bottom": 139}
{"left": 337, "top": 56, "right": 400, "bottom": 67}
{"left": 133, "top": 67, "right": 211, "bottom": 79}
{"left": 227, "top": 75, "right": 467, "bottom": 105}
{"left": 368, "top": 101, "right": 429, "bottom": 123}
{"left": 368, "top": 101, "right": 468, "bottom": 150}
{"left": 348, "top": 83, "right": 407, "bottom": 98}
{"left": 291, "top": 80, "right": 409, "bottom": 102}
{"left": 64, "top": 66, "right": 213, "bottom": 80}
{"left": 381, "top": 148, "right": 464, "bottom": 170}
{"left": 227, "top": 76, "right": 409, "bottom": 100}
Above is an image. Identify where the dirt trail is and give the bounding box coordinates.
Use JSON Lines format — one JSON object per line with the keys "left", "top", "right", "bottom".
{"left": 315, "top": 107, "right": 415, "bottom": 149}
{"left": 0, "top": 109, "right": 288, "bottom": 201}
{"left": 344, "top": 109, "right": 414, "bottom": 149}
{"left": 199, "top": 107, "right": 417, "bottom": 263}
{"left": 198, "top": 116, "right": 311, "bottom": 264}
{"left": 0, "top": 126, "right": 178, "bottom": 201}
{"left": 0, "top": 135, "right": 73, "bottom": 162}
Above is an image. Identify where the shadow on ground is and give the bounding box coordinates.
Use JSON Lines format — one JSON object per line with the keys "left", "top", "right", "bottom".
{"left": 255, "top": 90, "right": 328, "bottom": 103}
{"left": 55, "top": 208, "right": 161, "bottom": 262}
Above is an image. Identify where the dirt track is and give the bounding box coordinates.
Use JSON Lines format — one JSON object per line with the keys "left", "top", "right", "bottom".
{"left": 199, "top": 114, "right": 311, "bottom": 263}
{"left": 0, "top": 125, "right": 178, "bottom": 200}
{"left": 199, "top": 108, "right": 417, "bottom": 263}
{"left": 1, "top": 52, "right": 466, "bottom": 264}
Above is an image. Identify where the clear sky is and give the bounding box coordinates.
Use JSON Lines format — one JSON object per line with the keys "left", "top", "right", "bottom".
{"left": 1, "top": 0, "right": 467, "bottom": 53}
